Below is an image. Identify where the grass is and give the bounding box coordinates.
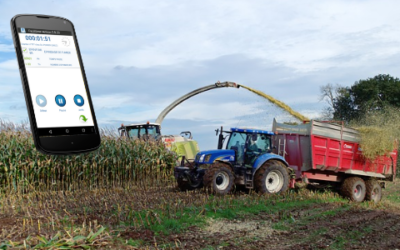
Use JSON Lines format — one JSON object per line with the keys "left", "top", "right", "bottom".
{"left": 137, "top": 189, "right": 347, "bottom": 237}
{"left": 382, "top": 182, "right": 400, "bottom": 205}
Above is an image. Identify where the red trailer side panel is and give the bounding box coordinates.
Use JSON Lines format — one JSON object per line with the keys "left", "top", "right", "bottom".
{"left": 310, "top": 127, "right": 395, "bottom": 175}
{"left": 273, "top": 119, "right": 397, "bottom": 180}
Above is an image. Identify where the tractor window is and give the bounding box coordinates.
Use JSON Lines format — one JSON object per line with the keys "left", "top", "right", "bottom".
{"left": 147, "top": 126, "right": 159, "bottom": 137}
{"left": 139, "top": 127, "right": 147, "bottom": 138}
{"left": 128, "top": 128, "right": 140, "bottom": 139}
{"left": 254, "top": 134, "right": 271, "bottom": 152}
{"left": 226, "top": 132, "right": 246, "bottom": 164}
{"left": 244, "top": 134, "right": 272, "bottom": 166}
{"left": 227, "top": 132, "right": 246, "bottom": 149}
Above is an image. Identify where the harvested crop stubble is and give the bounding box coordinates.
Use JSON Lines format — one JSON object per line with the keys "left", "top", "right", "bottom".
{"left": 351, "top": 106, "right": 400, "bottom": 160}
{"left": 0, "top": 125, "right": 177, "bottom": 192}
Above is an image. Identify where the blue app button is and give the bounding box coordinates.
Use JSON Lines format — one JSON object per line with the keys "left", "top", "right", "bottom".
{"left": 55, "top": 95, "right": 66, "bottom": 107}
{"left": 36, "top": 95, "right": 47, "bottom": 107}
{"left": 74, "top": 95, "right": 84, "bottom": 107}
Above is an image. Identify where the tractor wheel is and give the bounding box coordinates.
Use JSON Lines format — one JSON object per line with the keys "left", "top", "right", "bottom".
{"left": 203, "top": 163, "right": 235, "bottom": 195}
{"left": 341, "top": 177, "right": 366, "bottom": 202}
{"left": 255, "top": 161, "right": 290, "bottom": 194}
{"left": 365, "top": 180, "right": 382, "bottom": 203}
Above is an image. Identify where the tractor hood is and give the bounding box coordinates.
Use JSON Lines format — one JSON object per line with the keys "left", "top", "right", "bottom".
{"left": 195, "top": 149, "right": 235, "bottom": 164}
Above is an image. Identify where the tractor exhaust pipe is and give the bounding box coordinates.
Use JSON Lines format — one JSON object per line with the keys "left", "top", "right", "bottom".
{"left": 217, "top": 126, "right": 224, "bottom": 149}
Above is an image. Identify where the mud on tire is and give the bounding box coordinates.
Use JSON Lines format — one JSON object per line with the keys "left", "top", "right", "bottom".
{"left": 365, "top": 179, "right": 382, "bottom": 203}
{"left": 341, "top": 177, "right": 366, "bottom": 202}
{"left": 255, "top": 160, "right": 290, "bottom": 194}
{"left": 203, "top": 162, "right": 234, "bottom": 195}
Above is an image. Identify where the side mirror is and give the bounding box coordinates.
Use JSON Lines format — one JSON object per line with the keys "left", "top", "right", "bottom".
{"left": 215, "top": 128, "right": 220, "bottom": 136}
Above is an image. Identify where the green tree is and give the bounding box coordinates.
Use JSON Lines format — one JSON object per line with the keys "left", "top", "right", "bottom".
{"left": 351, "top": 74, "right": 400, "bottom": 111}
{"left": 320, "top": 74, "right": 400, "bottom": 122}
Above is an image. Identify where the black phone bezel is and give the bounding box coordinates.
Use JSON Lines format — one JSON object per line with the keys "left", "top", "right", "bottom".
{"left": 10, "top": 14, "right": 101, "bottom": 155}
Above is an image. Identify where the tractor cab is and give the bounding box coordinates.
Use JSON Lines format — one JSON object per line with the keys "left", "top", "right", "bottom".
{"left": 226, "top": 128, "right": 274, "bottom": 166}
{"left": 194, "top": 127, "right": 274, "bottom": 167}
{"left": 119, "top": 122, "right": 161, "bottom": 141}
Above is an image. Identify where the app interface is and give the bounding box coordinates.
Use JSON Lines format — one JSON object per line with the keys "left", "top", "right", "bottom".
{"left": 18, "top": 27, "right": 95, "bottom": 136}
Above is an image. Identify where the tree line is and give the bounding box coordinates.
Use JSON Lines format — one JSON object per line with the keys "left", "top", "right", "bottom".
{"left": 320, "top": 74, "right": 400, "bottom": 122}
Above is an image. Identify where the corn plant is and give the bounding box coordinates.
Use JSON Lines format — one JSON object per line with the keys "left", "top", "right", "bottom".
{"left": 0, "top": 121, "right": 177, "bottom": 193}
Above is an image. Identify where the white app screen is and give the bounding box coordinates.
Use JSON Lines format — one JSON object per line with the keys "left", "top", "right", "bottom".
{"left": 19, "top": 30, "right": 94, "bottom": 128}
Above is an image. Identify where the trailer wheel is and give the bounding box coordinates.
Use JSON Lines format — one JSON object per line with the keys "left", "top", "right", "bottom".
{"left": 365, "top": 180, "right": 382, "bottom": 203}
{"left": 341, "top": 177, "right": 366, "bottom": 202}
{"left": 203, "top": 163, "right": 234, "bottom": 195}
{"left": 255, "top": 161, "right": 290, "bottom": 194}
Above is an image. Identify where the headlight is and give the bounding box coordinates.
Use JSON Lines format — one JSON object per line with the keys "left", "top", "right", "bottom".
{"left": 199, "top": 154, "right": 205, "bottom": 162}
{"left": 204, "top": 154, "right": 211, "bottom": 162}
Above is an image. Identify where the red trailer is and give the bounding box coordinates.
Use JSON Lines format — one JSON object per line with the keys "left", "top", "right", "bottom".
{"left": 272, "top": 119, "right": 397, "bottom": 202}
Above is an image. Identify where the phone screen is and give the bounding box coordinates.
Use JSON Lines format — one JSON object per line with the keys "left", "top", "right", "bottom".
{"left": 17, "top": 27, "right": 95, "bottom": 137}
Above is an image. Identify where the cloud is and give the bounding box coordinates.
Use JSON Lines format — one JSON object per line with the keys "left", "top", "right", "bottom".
{"left": 0, "top": 60, "right": 21, "bottom": 98}
{"left": 9, "top": 104, "right": 26, "bottom": 110}
{"left": 1, "top": 1, "right": 400, "bottom": 149}
{"left": 0, "top": 44, "right": 13, "bottom": 53}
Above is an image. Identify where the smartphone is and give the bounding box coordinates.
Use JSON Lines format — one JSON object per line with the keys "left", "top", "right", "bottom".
{"left": 10, "top": 14, "right": 101, "bottom": 154}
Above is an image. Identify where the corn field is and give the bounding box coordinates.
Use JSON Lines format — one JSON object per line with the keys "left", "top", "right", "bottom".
{"left": 0, "top": 120, "right": 177, "bottom": 193}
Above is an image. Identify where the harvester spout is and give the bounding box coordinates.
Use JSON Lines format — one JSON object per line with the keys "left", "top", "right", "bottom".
{"left": 214, "top": 81, "right": 240, "bottom": 88}
{"left": 155, "top": 81, "right": 241, "bottom": 124}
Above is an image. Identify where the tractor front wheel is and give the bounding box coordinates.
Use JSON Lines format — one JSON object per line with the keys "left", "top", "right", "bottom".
{"left": 341, "top": 177, "right": 366, "bottom": 202}
{"left": 203, "top": 163, "right": 235, "bottom": 195}
{"left": 255, "top": 161, "right": 290, "bottom": 194}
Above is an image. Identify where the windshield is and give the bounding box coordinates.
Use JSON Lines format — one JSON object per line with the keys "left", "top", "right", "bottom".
{"left": 128, "top": 128, "right": 140, "bottom": 139}
{"left": 139, "top": 128, "right": 146, "bottom": 136}
{"left": 226, "top": 132, "right": 246, "bottom": 164}
{"left": 227, "top": 132, "right": 246, "bottom": 149}
{"left": 128, "top": 125, "right": 160, "bottom": 139}
{"left": 147, "top": 126, "right": 160, "bottom": 137}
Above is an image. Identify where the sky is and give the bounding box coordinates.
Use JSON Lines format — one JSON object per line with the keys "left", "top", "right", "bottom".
{"left": 1, "top": 0, "right": 400, "bottom": 150}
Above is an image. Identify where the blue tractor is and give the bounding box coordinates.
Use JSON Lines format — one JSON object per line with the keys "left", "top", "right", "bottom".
{"left": 174, "top": 127, "right": 292, "bottom": 194}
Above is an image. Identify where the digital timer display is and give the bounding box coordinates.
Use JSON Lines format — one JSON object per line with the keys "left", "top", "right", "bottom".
{"left": 25, "top": 35, "right": 51, "bottom": 42}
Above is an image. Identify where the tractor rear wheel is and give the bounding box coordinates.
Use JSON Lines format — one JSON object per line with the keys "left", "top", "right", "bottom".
{"left": 203, "top": 163, "right": 234, "bottom": 195}
{"left": 341, "top": 177, "right": 366, "bottom": 202}
{"left": 255, "top": 161, "right": 290, "bottom": 194}
{"left": 365, "top": 180, "right": 382, "bottom": 203}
